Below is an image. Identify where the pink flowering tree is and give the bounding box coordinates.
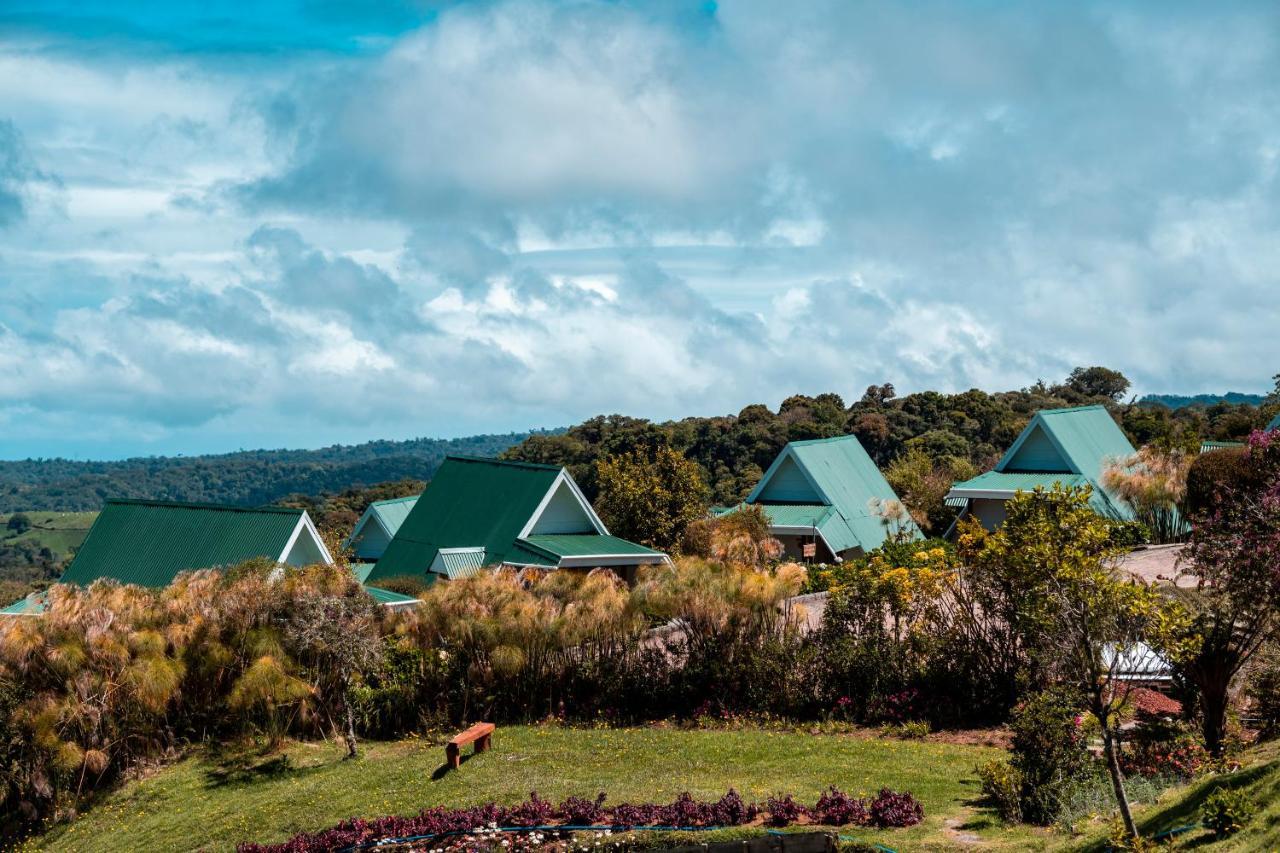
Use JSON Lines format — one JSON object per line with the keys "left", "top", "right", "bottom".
{"left": 1179, "top": 429, "right": 1280, "bottom": 757}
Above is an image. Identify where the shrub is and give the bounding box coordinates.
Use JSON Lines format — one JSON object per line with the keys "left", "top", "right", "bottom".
{"left": 558, "top": 794, "right": 608, "bottom": 825}
{"left": 879, "top": 720, "right": 930, "bottom": 740}
{"left": 1106, "top": 819, "right": 1158, "bottom": 852}
{"left": 764, "top": 794, "right": 808, "bottom": 827}
{"left": 1201, "top": 787, "right": 1255, "bottom": 838}
{"left": 812, "top": 787, "right": 868, "bottom": 826}
{"left": 976, "top": 760, "right": 1022, "bottom": 823}
{"left": 1008, "top": 688, "right": 1089, "bottom": 825}
{"left": 867, "top": 789, "right": 924, "bottom": 828}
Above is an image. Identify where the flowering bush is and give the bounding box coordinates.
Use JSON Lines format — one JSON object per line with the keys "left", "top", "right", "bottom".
{"left": 238, "top": 787, "right": 923, "bottom": 851}
{"left": 1119, "top": 737, "right": 1208, "bottom": 780}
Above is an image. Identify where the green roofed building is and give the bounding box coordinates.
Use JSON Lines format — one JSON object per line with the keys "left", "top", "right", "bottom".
{"left": 1269, "top": 413, "right": 1280, "bottom": 432}
{"left": 367, "top": 456, "right": 669, "bottom": 585}
{"left": 720, "top": 434, "right": 920, "bottom": 563}
{"left": 946, "top": 405, "right": 1137, "bottom": 533}
{"left": 58, "top": 499, "right": 333, "bottom": 588}
{"left": 345, "top": 495, "right": 419, "bottom": 561}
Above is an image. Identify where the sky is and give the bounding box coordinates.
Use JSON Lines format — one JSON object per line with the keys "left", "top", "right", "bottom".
{"left": 1, "top": 1, "right": 1278, "bottom": 459}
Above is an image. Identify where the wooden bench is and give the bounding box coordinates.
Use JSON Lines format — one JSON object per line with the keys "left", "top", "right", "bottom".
{"left": 446, "top": 722, "right": 495, "bottom": 769}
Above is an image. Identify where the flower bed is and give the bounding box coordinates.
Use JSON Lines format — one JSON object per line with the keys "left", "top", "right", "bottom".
{"left": 237, "top": 788, "right": 923, "bottom": 852}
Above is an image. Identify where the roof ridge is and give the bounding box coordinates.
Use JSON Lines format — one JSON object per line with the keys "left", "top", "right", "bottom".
{"left": 1035, "top": 404, "right": 1109, "bottom": 416}
{"left": 103, "top": 498, "right": 303, "bottom": 515}
{"left": 371, "top": 495, "right": 419, "bottom": 506}
{"left": 786, "top": 434, "right": 863, "bottom": 447}
{"left": 445, "top": 454, "right": 563, "bottom": 471}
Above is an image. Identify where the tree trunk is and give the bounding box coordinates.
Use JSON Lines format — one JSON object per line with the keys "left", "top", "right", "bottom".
{"left": 1200, "top": 676, "right": 1230, "bottom": 759}
{"left": 1101, "top": 722, "right": 1137, "bottom": 839}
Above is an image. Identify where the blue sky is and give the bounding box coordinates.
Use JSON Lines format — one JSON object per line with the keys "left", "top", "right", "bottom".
{"left": 1, "top": 1, "right": 1277, "bottom": 459}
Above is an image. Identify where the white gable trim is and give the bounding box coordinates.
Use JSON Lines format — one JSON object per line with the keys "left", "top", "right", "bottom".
{"left": 746, "top": 445, "right": 832, "bottom": 506}
{"left": 278, "top": 512, "right": 334, "bottom": 566}
{"left": 557, "top": 553, "right": 672, "bottom": 568}
{"left": 519, "top": 470, "right": 608, "bottom": 538}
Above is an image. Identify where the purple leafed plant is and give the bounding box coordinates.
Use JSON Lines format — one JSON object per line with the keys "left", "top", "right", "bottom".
{"left": 238, "top": 786, "right": 922, "bottom": 852}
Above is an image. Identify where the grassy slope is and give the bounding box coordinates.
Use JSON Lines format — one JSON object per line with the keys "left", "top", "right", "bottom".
{"left": 1070, "top": 739, "right": 1280, "bottom": 851}
{"left": 35, "top": 727, "right": 1043, "bottom": 853}
{"left": 0, "top": 512, "right": 96, "bottom": 559}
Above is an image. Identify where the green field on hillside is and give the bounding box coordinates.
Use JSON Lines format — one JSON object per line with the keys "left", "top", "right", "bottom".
{"left": 0, "top": 511, "right": 97, "bottom": 556}
{"left": 34, "top": 726, "right": 1039, "bottom": 852}
{"left": 0, "top": 511, "right": 96, "bottom": 602}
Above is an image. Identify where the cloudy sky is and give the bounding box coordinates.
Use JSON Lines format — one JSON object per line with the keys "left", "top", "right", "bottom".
{"left": 1, "top": 1, "right": 1277, "bottom": 459}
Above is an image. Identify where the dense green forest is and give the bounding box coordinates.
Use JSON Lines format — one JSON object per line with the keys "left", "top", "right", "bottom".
{"left": 503, "top": 368, "right": 1280, "bottom": 507}
{"left": 1139, "top": 391, "right": 1267, "bottom": 409}
{"left": 0, "top": 433, "right": 538, "bottom": 513}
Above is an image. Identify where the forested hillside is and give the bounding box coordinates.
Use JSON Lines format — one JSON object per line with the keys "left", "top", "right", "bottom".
{"left": 0, "top": 433, "right": 539, "bottom": 512}
{"left": 504, "top": 368, "right": 1279, "bottom": 507}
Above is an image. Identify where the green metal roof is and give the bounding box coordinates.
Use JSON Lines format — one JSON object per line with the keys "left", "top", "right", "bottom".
{"left": 60, "top": 500, "right": 307, "bottom": 588}
{"left": 1200, "top": 440, "right": 1245, "bottom": 453}
{"left": 947, "top": 406, "right": 1138, "bottom": 521}
{"left": 369, "top": 456, "right": 562, "bottom": 582}
{"left": 1, "top": 591, "right": 48, "bottom": 616}
{"left": 350, "top": 562, "right": 376, "bottom": 583}
{"left": 363, "top": 585, "right": 422, "bottom": 607}
{"left": 436, "top": 548, "right": 489, "bottom": 579}
{"left": 949, "top": 471, "right": 1090, "bottom": 493}
{"left": 746, "top": 434, "right": 920, "bottom": 554}
{"left": 370, "top": 495, "right": 419, "bottom": 531}
{"left": 1268, "top": 413, "right": 1280, "bottom": 432}
{"left": 519, "top": 534, "right": 664, "bottom": 558}
{"left": 754, "top": 504, "right": 833, "bottom": 528}
{"left": 504, "top": 541, "right": 559, "bottom": 567}
{"left": 998, "top": 405, "right": 1135, "bottom": 481}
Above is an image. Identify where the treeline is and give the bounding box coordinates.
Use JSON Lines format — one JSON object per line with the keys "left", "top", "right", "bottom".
{"left": 504, "top": 367, "right": 1280, "bottom": 507}
{"left": 0, "top": 433, "right": 538, "bottom": 512}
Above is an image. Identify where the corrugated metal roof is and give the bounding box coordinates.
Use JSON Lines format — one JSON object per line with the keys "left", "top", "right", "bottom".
{"left": 436, "top": 549, "right": 489, "bottom": 579}
{"left": 504, "top": 541, "right": 559, "bottom": 567}
{"left": 950, "top": 471, "right": 1090, "bottom": 493}
{"left": 520, "top": 534, "right": 664, "bottom": 558}
{"left": 1000, "top": 406, "right": 1135, "bottom": 482}
{"left": 371, "top": 495, "right": 418, "bottom": 534}
{"left": 746, "top": 435, "right": 920, "bottom": 554}
{"left": 755, "top": 504, "right": 832, "bottom": 528}
{"left": 1269, "top": 413, "right": 1280, "bottom": 432}
{"left": 1200, "top": 440, "right": 1244, "bottom": 453}
{"left": 350, "top": 562, "right": 376, "bottom": 583}
{"left": 363, "top": 585, "right": 422, "bottom": 607}
{"left": 987, "top": 406, "right": 1138, "bottom": 521}
{"left": 1, "top": 591, "right": 48, "bottom": 616}
{"left": 369, "top": 456, "right": 561, "bottom": 582}
{"left": 61, "top": 499, "right": 306, "bottom": 588}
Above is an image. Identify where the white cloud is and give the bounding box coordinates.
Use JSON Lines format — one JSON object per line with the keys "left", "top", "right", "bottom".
{"left": 2, "top": 0, "right": 1279, "bottom": 456}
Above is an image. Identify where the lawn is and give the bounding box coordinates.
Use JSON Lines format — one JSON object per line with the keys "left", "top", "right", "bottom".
{"left": 32, "top": 726, "right": 1048, "bottom": 852}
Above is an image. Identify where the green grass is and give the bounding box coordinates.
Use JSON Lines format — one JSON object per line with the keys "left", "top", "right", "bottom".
{"left": 1067, "top": 739, "right": 1280, "bottom": 851}
{"left": 32, "top": 726, "right": 1051, "bottom": 853}
{"left": 0, "top": 511, "right": 96, "bottom": 558}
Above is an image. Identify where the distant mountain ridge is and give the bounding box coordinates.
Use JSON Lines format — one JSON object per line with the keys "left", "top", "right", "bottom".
{"left": 1139, "top": 392, "right": 1268, "bottom": 409}
{"left": 0, "top": 432, "right": 551, "bottom": 512}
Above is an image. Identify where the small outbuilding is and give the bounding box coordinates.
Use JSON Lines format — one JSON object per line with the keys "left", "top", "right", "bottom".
{"left": 720, "top": 434, "right": 920, "bottom": 563}
{"left": 367, "top": 455, "right": 670, "bottom": 586}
